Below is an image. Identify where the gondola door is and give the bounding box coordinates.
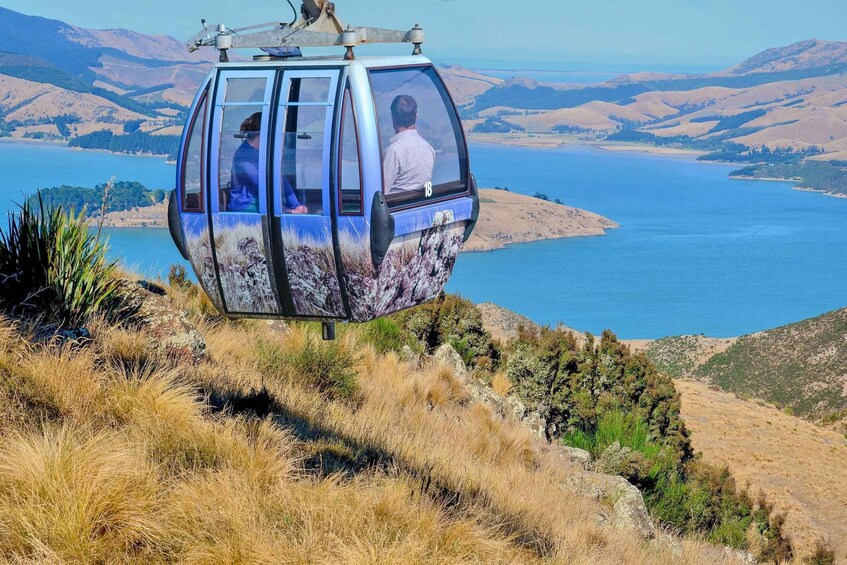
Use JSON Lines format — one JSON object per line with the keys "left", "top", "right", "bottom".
{"left": 210, "top": 70, "right": 283, "bottom": 315}
{"left": 272, "top": 69, "right": 346, "bottom": 318}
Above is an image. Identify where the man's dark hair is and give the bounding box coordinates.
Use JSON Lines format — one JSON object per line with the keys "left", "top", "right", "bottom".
{"left": 240, "top": 111, "right": 262, "bottom": 140}
{"left": 390, "top": 95, "right": 417, "bottom": 128}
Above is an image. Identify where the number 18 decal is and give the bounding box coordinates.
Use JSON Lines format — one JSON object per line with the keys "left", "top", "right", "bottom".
{"left": 424, "top": 181, "right": 433, "bottom": 198}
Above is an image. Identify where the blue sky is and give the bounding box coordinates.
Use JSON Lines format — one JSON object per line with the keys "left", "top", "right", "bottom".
{"left": 5, "top": 0, "right": 847, "bottom": 71}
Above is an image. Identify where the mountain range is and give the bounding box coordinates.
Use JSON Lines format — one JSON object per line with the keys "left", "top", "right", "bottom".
{"left": 0, "top": 6, "right": 217, "bottom": 140}
{"left": 465, "top": 39, "right": 847, "bottom": 158}
{"left": 4, "top": 5, "right": 847, "bottom": 173}
{"left": 0, "top": 7, "right": 497, "bottom": 144}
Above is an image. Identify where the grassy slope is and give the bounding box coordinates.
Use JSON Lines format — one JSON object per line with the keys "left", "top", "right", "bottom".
{"left": 644, "top": 335, "right": 737, "bottom": 379}
{"left": 0, "top": 286, "right": 742, "bottom": 564}
{"left": 677, "top": 379, "right": 847, "bottom": 561}
{"left": 693, "top": 308, "right": 847, "bottom": 418}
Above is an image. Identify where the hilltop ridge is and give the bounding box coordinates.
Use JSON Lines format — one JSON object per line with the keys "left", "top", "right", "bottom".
{"left": 0, "top": 281, "right": 751, "bottom": 563}
{"left": 644, "top": 307, "right": 847, "bottom": 420}
{"left": 723, "top": 39, "right": 847, "bottom": 75}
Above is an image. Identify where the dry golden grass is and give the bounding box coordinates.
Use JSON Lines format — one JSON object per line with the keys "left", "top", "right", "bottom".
{"left": 676, "top": 379, "right": 847, "bottom": 563}
{"left": 491, "top": 370, "right": 513, "bottom": 397}
{"left": 0, "top": 296, "right": 745, "bottom": 563}
{"left": 0, "top": 425, "right": 162, "bottom": 563}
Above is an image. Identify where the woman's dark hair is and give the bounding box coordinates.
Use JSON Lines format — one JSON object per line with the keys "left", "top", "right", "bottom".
{"left": 240, "top": 111, "right": 262, "bottom": 140}
{"left": 390, "top": 95, "right": 417, "bottom": 128}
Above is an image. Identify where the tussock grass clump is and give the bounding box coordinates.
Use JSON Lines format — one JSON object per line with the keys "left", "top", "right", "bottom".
{"left": 0, "top": 425, "right": 161, "bottom": 563}
{"left": 4, "top": 346, "right": 104, "bottom": 424}
{"left": 0, "top": 198, "right": 124, "bottom": 327}
{"left": 258, "top": 330, "right": 360, "bottom": 401}
{"left": 490, "top": 370, "right": 513, "bottom": 396}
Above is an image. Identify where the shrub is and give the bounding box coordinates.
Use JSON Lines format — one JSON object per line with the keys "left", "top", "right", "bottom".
{"left": 503, "top": 327, "right": 794, "bottom": 556}
{"left": 393, "top": 293, "right": 498, "bottom": 367}
{"left": 755, "top": 491, "right": 793, "bottom": 563}
{"left": 258, "top": 335, "right": 360, "bottom": 401}
{"left": 804, "top": 539, "right": 836, "bottom": 565}
{"left": 357, "top": 317, "right": 408, "bottom": 354}
{"left": 0, "top": 198, "right": 123, "bottom": 326}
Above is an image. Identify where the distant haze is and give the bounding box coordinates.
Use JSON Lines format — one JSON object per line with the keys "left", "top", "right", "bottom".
{"left": 3, "top": 0, "right": 846, "bottom": 71}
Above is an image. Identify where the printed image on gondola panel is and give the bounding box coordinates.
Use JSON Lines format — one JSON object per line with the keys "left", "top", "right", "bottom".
{"left": 338, "top": 206, "right": 468, "bottom": 322}
{"left": 211, "top": 215, "right": 280, "bottom": 314}
{"left": 279, "top": 216, "right": 345, "bottom": 318}
{"left": 183, "top": 214, "right": 223, "bottom": 310}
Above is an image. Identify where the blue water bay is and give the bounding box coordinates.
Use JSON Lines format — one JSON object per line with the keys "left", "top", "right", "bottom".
{"left": 450, "top": 144, "right": 847, "bottom": 338}
{"left": 1, "top": 141, "right": 845, "bottom": 339}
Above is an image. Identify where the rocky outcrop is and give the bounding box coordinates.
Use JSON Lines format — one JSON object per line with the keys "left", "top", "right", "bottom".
{"left": 563, "top": 473, "right": 655, "bottom": 540}
{"left": 121, "top": 280, "right": 206, "bottom": 364}
{"left": 549, "top": 443, "right": 593, "bottom": 470}
{"left": 433, "top": 343, "right": 656, "bottom": 540}
{"left": 434, "top": 344, "right": 546, "bottom": 440}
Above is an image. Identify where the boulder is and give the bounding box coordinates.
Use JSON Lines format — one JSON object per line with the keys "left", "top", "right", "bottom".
{"left": 123, "top": 280, "right": 206, "bottom": 364}
{"left": 434, "top": 343, "right": 468, "bottom": 379}
{"left": 564, "top": 473, "right": 656, "bottom": 540}
{"left": 400, "top": 344, "right": 423, "bottom": 369}
{"left": 549, "top": 444, "right": 593, "bottom": 470}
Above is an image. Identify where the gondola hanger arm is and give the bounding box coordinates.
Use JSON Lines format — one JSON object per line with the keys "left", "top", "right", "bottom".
{"left": 185, "top": 1, "right": 424, "bottom": 56}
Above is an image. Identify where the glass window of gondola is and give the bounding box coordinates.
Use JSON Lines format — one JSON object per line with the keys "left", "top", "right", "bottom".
{"left": 181, "top": 88, "right": 208, "bottom": 213}
{"left": 218, "top": 77, "right": 269, "bottom": 213}
{"left": 280, "top": 77, "right": 333, "bottom": 214}
{"left": 369, "top": 66, "right": 468, "bottom": 209}
{"left": 339, "top": 87, "right": 363, "bottom": 215}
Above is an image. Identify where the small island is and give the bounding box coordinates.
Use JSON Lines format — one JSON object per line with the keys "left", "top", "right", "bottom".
{"left": 466, "top": 189, "right": 618, "bottom": 251}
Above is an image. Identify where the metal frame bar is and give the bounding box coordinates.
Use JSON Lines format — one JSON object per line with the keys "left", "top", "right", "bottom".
{"left": 185, "top": 2, "right": 423, "bottom": 56}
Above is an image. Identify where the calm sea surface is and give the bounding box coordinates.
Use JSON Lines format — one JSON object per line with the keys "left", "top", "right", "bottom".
{"left": 1, "top": 140, "right": 846, "bottom": 339}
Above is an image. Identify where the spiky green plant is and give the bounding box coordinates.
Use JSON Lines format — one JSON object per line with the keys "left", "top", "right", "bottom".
{"left": 0, "top": 196, "right": 123, "bottom": 326}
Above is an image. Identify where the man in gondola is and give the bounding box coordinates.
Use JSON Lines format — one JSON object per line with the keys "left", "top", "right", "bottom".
{"left": 383, "top": 95, "right": 436, "bottom": 195}
{"left": 230, "top": 112, "right": 308, "bottom": 213}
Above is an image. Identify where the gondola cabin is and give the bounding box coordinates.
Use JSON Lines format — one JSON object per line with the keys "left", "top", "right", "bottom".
{"left": 169, "top": 54, "right": 479, "bottom": 329}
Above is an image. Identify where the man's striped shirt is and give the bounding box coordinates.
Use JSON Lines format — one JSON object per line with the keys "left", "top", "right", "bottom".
{"left": 383, "top": 129, "right": 436, "bottom": 194}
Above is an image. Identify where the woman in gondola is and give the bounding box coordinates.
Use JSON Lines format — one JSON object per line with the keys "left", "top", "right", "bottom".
{"left": 230, "top": 112, "right": 308, "bottom": 214}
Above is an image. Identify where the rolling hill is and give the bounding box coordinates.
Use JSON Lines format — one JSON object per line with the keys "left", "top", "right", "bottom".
{"left": 465, "top": 39, "right": 847, "bottom": 146}
{"left": 644, "top": 307, "right": 847, "bottom": 422}
{"left": 0, "top": 7, "right": 220, "bottom": 141}
{"left": 461, "top": 40, "right": 847, "bottom": 195}
{"left": 0, "top": 7, "right": 502, "bottom": 147}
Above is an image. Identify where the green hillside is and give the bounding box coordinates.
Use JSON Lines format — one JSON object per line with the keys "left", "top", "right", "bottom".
{"left": 0, "top": 52, "right": 90, "bottom": 93}
{"left": 694, "top": 308, "right": 847, "bottom": 418}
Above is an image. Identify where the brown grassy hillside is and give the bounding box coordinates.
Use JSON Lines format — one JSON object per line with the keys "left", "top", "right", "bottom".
{"left": 0, "top": 285, "right": 746, "bottom": 563}
{"left": 466, "top": 189, "right": 618, "bottom": 251}
{"left": 677, "top": 379, "right": 847, "bottom": 562}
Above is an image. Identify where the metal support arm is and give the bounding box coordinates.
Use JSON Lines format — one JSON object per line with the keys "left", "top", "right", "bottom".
{"left": 185, "top": 1, "right": 424, "bottom": 55}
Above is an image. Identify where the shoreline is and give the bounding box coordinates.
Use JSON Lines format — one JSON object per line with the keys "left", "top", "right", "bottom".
{"left": 730, "top": 175, "right": 847, "bottom": 198}
{"left": 0, "top": 137, "right": 175, "bottom": 163}
{"left": 466, "top": 132, "right": 708, "bottom": 158}
{"left": 101, "top": 190, "right": 619, "bottom": 254}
